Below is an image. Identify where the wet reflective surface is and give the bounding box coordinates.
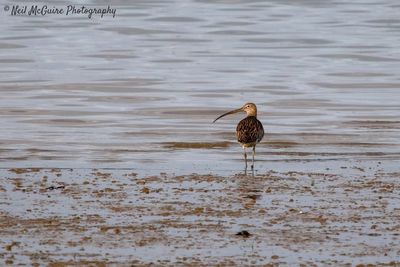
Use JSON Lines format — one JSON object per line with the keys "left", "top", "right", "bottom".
{"left": 1, "top": 0, "right": 400, "bottom": 265}
{"left": 1, "top": 0, "right": 400, "bottom": 175}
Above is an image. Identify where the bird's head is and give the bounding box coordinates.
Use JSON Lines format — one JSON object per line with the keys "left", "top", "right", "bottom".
{"left": 213, "top": 102, "right": 258, "bottom": 123}
{"left": 241, "top": 102, "right": 257, "bottom": 117}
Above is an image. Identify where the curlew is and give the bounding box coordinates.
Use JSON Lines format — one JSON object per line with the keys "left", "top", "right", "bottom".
{"left": 213, "top": 103, "right": 264, "bottom": 171}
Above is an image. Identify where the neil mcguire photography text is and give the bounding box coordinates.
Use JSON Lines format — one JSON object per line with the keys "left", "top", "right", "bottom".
{"left": 5, "top": 5, "right": 117, "bottom": 19}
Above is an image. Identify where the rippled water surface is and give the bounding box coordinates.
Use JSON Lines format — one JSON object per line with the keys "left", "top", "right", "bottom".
{"left": 1, "top": 0, "right": 400, "bottom": 175}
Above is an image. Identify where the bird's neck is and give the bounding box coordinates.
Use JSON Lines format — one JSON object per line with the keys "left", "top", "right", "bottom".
{"left": 246, "top": 111, "right": 257, "bottom": 117}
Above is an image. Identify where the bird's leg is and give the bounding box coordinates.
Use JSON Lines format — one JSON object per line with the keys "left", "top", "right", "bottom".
{"left": 251, "top": 146, "right": 255, "bottom": 170}
{"left": 243, "top": 147, "right": 247, "bottom": 171}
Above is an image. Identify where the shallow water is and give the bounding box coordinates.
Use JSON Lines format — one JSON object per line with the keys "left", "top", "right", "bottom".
{"left": 1, "top": 0, "right": 400, "bottom": 175}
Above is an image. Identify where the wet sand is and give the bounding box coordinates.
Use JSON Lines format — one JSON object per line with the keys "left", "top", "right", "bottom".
{"left": 1, "top": 167, "right": 399, "bottom": 266}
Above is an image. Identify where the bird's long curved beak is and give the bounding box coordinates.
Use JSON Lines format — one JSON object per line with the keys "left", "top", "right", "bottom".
{"left": 213, "top": 108, "right": 243, "bottom": 123}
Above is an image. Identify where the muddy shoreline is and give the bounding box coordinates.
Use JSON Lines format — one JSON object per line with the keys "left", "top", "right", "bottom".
{"left": 1, "top": 167, "right": 399, "bottom": 266}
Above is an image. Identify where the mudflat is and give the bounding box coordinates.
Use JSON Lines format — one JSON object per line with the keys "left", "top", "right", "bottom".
{"left": 1, "top": 167, "right": 399, "bottom": 265}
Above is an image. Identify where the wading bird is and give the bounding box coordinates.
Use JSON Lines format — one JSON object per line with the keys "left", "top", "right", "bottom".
{"left": 213, "top": 103, "right": 264, "bottom": 171}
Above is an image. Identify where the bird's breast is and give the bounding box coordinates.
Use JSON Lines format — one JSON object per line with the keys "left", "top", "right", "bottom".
{"left": 236, "top": 116, "right": 264, "bottom": 146}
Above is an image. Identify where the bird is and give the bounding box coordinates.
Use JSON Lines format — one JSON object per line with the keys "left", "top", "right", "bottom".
{"left": 213, "top": 103, "right": 264, "bottom": 171}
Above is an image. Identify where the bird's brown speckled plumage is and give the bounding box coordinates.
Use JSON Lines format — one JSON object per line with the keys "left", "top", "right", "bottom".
{"left": 236, "top": 116, "right": 264, "bottom": 148}
{"left": 213, "top": 102, "right": 264, "bottom": 171}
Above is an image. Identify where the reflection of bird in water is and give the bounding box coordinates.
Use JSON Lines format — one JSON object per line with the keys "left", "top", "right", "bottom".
{"left": 213, "top": 103, "right": 264, "bottom": 171}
